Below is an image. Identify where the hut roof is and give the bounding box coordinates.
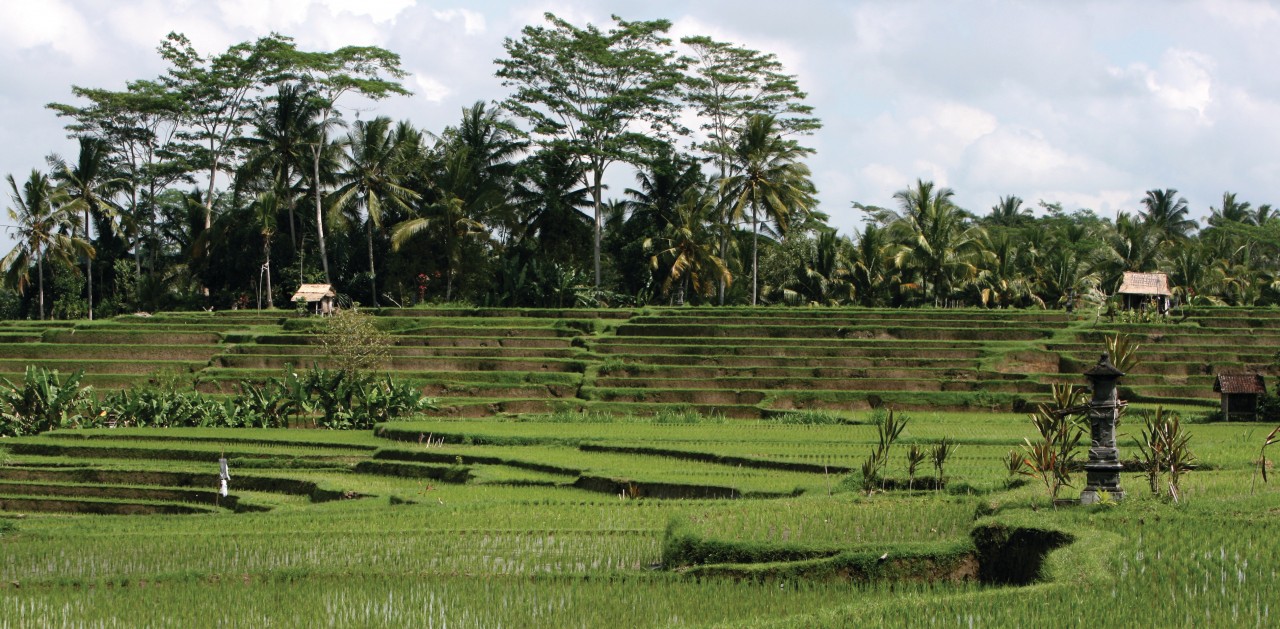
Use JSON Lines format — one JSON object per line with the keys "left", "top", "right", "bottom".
{"left": 290, "top": 284, "right": 336, "bottom": 303}
{"left": 1116, "top": 272, "right": 1171, "bottom": 297}
{"left": 1214, "top": 373, "right": 1266, "bottom": 395}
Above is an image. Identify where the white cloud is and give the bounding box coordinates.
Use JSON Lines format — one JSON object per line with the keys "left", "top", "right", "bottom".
{"left": 907, "top": 102, "right": 998, "bottom": 157}
{"left": 0, "top": 0, "right": 96, "bottom": 63}
{"left": 1144, "top": 49, "right": 1215, "bottom": 120}
{"left": 413, "top": 74, "right": 453, "bottom": 104}
{"left": 433, "top": 9, "right": 487, "bottom": 36}
{"left": 316, "top": 0, "right": 414, "bottom": 23}
{"left": 964, "top": 126, "right": 1119, "bottom": 191}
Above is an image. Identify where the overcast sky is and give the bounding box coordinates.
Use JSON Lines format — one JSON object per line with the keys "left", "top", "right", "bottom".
{"left": 2, "top": 0, "right": 1279, "bottom": 255}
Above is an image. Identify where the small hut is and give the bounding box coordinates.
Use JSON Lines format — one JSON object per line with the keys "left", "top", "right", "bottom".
{"left": 1116, "top": 271, "right": 1172, "bottom": 314}
{"left": 1214, "top": 373, "right": 1266, "bottom": 421}
{"left": 290, "top": 284, "right": 337, "bottom": 315}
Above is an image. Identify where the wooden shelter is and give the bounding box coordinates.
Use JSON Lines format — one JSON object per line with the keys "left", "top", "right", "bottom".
{"left": 1116, "top": 271, "right": 1172, "bottom": 314}
{"left": 1214, "top": 373, "right": 1266, "bottom": 421}
{"left": 290, "top": 284, "right": 337, "bottom": 315}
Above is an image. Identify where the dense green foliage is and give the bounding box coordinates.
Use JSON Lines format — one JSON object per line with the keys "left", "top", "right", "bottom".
{"left": 12, "top": 14, "right": 1275, "bottom": 319}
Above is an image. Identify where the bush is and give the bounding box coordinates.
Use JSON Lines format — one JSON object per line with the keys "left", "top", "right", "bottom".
{"left": 320, "top": 308, "right": 391, "bottom": 376}
{"left": 0, "top": 367, "right": 93, "bottom": 437}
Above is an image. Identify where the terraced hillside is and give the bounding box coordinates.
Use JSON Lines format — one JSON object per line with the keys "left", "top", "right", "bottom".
{"left": 2, "top": 306, "right": 1277, "bottom": 417}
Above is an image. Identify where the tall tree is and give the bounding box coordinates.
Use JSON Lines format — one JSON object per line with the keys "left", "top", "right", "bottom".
{"left": 390, "top": 138, "right": 490, "bottom": 301}
{"left": 433, "top": 102, "right": 524, "bottom": 244}
{"left": 681, "top": 35, "right": 821, "bottom": 303}
{"left": 496, "top": 13, "right": 686, "bottom": 287}
{"left": 720, "top": 115, "right": 816, "bottom": 305}
{"left": 239, "top": 83, "right": 326, "bottom": 254}
{"left": 329, "top": 117, "right": 420, "bottom": 307}
{"left": 645, "top": 186, "right": 730, "bottom": 304}
{"left": 285, "top": 46, "right": 410, "bottom": 282}
{"left": 876, "top": 179, "right": 986, "bottom": 305}
{"left": 2, "top": 171, "right": 93, "bottom": 319}
{"left": 48, "top": 80, "right": 190, "bottom": 293}
{"left": 511, "top": 145, "right": 593, "bottom": 270}
{"left": 1139, "top": 188, "right": 1196, "bottom": 244}
{"left": 250, "top": 191, "right": 280, "bottom": 308}
{"left": 48, "top": 137, "right": 122, "bottom": 320}
{"left": 159, "top": 32, "right": 294, "bottom": 231}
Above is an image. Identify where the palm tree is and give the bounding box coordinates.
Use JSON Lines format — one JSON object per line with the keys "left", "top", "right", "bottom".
{"left": 49, "top": 137, "right": 121, "bottom": 320}
{"left": 391, "top": 143, "right": 489, "bottom": 301}
{"left": 441, "top": 102, "right": 523, "bottom": 242}
{"left": 1139, "top": 188, "right": 1196, "bottom": 244}
{"left": 767, "top": 229, "right": 855, "bottom": 306}
{"left": 1208, "top": 192, "right": 1254, "bottom": 228}
{"left": 2, "top": 170, "right": 93, "bottom": 319}
{"left": 985, "top": 195, "right": 1032, "bottom": 228}
{"left": 851, "top": 223, "right": 895, "bottom": 306}
{"left": 720, "top": 114, "right": 816, "bottom": 305}
{"left": 240, "top": 83, "right": 325, "bottom": 255}
{"left": 885, "top": 179, "right": 986, "bottom": 305}
{"left": 250, "top": 191, "right": 279, "bottom": 309}
{"left": 645, "top": 186, "right": 730, "bottom": 304}
{"left": 974, "top": 230, "right": 1042, "bottom": 308}
{"left": 626, "top": 147, "right": 704, "bottom": 233}
{"left": 511, "top": 146, "right": 593, "bottom": 269}
{"left": 329, "top": 117, "right": 420, "bottom": 306}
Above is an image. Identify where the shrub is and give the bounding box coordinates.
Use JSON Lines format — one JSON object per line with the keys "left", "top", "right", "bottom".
{"left": 0, "top": 367, "right": 92, "bottom": 437}
{"left": 320, "top": 307, "right": 391, "bottom": 376}
{"left": 1132, "top": 406, "right": 1196, "bottom": 500}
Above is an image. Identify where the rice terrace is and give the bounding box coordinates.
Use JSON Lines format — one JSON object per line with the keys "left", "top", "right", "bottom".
{"left": 0, "top": 305, "right": 1278, "bottom": 627}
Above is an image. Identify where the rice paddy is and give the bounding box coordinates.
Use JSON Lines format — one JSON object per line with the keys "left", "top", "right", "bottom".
{"left": 1, "top": 306, "right": 1278, "bottom": 626}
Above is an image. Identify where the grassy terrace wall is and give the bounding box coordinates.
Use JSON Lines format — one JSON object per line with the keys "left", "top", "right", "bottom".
{"left": 2, "top": 306, "right": 1277, "bottom": 416}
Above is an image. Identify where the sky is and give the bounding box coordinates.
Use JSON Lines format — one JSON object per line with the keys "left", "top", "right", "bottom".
{"left": 3, "top": 0, "right": 1280, "bottom": 255}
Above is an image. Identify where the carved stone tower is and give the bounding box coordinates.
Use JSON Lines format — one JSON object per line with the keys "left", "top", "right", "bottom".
{"left": 1080, "top": 353, "right": 1126, "bottom": 504}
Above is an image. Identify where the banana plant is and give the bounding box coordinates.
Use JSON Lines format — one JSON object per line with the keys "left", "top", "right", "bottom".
{"left": 0, "top": 366, "right": 91, "bottom": 437}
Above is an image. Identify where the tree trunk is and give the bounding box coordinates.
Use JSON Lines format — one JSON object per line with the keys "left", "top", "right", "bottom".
{"left": 36, "top": 246, "right": 44, "bottom": 321}
{"left": 264, "top": 235, "right": 273, "bottom": 309}
{"left": 751, "top": 205, "right": 759, "bottom": 306}
{"left": 313, "top": 148, "right": 330, "bottom": 283}
{"left": 592, "top": 170, "right": 603, "bottom": 289}
{"left": 84, "top": 206, "right": 93, "bottom": 321}
{"left": 367, "top": 220, "right": 377, "bottom": 308}
{"left": 717, "top": 157, "right": 729, "bottom": 306}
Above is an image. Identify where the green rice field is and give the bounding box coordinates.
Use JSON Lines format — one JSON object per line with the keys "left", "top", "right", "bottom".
{"left": 1, "top": 306, "right": 1279, "bottom": 626}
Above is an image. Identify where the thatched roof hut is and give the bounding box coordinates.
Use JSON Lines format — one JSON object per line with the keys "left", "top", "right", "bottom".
{"left": 290, "top": 284, "right": 337, "bottom": 315}
{"left": 1116, "top": 272, "right": 1172, "bottom": 313}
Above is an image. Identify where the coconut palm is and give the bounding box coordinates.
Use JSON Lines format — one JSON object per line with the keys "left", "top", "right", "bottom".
{"left": 329, "top": 116, "right": 420, "bottom": 306}
{"left": 2, "top": 170, "right": 94, "bottom": 319}
{"left": 885, "top": 179, "right": 987, "bottom": 306}
{"left": 49, "top": 137, "right": 122, "bottom": 320}
{"left": 767, "top": 229, "right": 855, "bottom": 306}
{"left": 1107, "top": 212, "right": 1161, "bottom": 286}
{"left": 974, "top": 230, "right": 1043, "bottom": 308}
{"left": 391, "top": 143, "right": 490, "bottom": 301}
{"left": 250, "top": 191, "right": 280, "bottom": 308}
{"left": 511, "top": 146, "right": 593, "bottom": 269}
{"left": 240, "top": 83, "right": 326, "bottom": 254}
{"left": 985, "top": 195, "right": 1033, "bottom": 228}
{"left": 439, "top": 101, "right": 523, "bottom": 241}
{"left": 645, "top": 186, "right": 730, "bottom": 304}
{"left": 850, "top": 223, "right": 895, "bottom": 306}
{"left": 1140, "top": 188, "right": 1196, "bottom": 244}
{"left": 720, "top": 114, "right": 816, "bottom": 305}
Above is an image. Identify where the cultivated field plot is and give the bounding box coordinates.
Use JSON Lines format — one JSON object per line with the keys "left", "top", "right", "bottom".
{"left": 1, "top": 411, "right": 1278, "bottom": 626}
{"left": 3, "top": 305, "right": 1275, "bottom": 418}
{"left": 2, "top": 306, "right": 1280, "bottom": 625}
